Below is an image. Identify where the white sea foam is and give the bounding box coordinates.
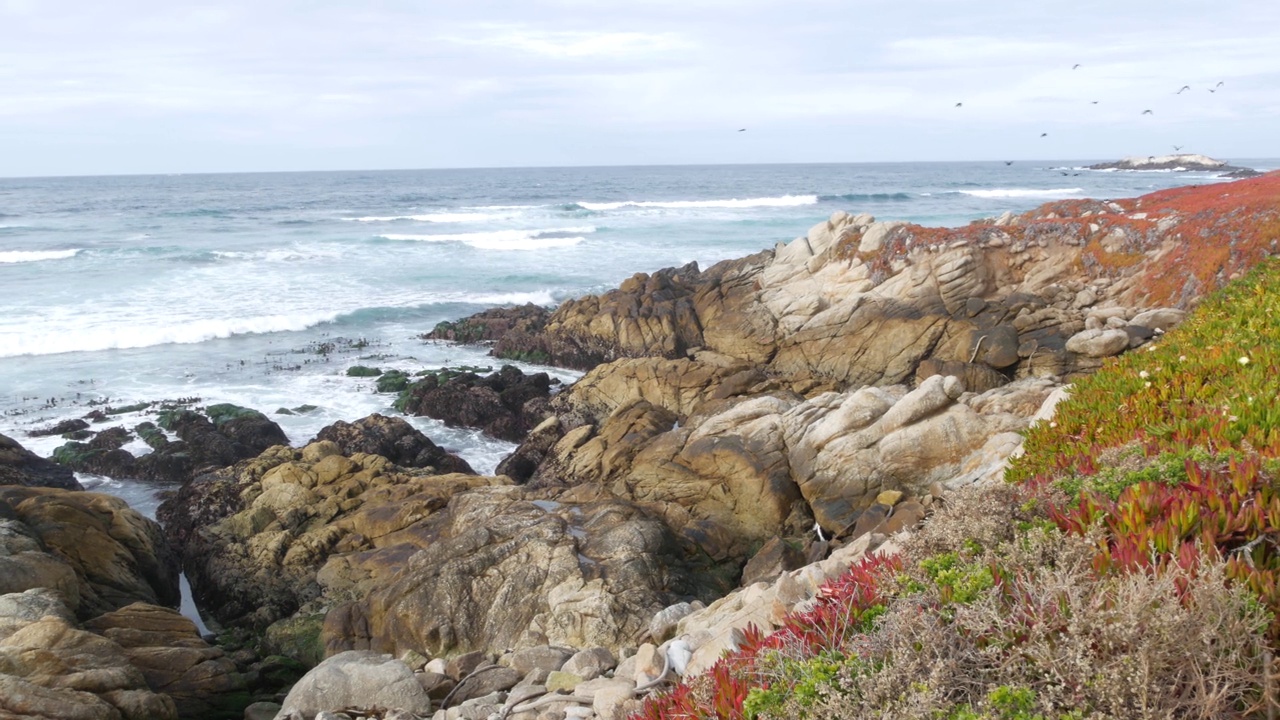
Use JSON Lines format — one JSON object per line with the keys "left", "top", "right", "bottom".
{"left": 0, "top": 249, "right": 81, "bottom": 264}
{"left": 959, "top": 188, "right": 1084, "bottom": 199}
{"left": 451, "top": 289, "right": 558, "bottom": 305}
{"left": 0, "top": 311, "right": 341, "bottom": 358}
{"left": 576, "top": 194, "right": 818, "bottom": 210}
{"left": 344, "top": 212, "right": 497, "bottom": 223}
{"left": 380, "top": 227, "right": 593, "bottom": 250}
{"left": 211, "top": 248, "right": 343, "bottom": 262}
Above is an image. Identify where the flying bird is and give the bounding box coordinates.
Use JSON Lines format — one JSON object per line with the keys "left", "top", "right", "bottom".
{"left": 1142, "top": 109, "right": 1154, "bottom": 115}
{"left": 1004, "top": 161, "right": 1014, "bottom": 166}
{"left": 1173, "top": 145, "right": 1183, "bottom": 151}
{"left": 1216, "top": 81, "right": 1225, "bottom": 87}
{"left": 955, "top": 102, "right": 963, "bottom": 107}
{"left": 1090, "top": 101, "right": 1099, "bottom": 104}
{"left": 1208, "top": 88, "right": 1218, "bottom": 93}
{"left": 1072, "top": 64, "right": 1081, "bottom": 69}
{"left": 1177, "top": 85, "right": 1190, "bottom": 94}
{"left": 737, "top": 128, "right": 746, "bottom": 132}
{"left": 1040, "top": 133, "right": 1048, "bottom": 137}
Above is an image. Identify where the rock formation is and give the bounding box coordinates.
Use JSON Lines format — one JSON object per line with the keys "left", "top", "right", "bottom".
{"left": 50, "top": 404, "right": 289, "bottom": 485}
{"left": 310, "top": 414, "right": 474, "bottom": 474}
{"left": 160, "top": 437, "right": 728, "bottom": 670}
{"left": 0, "top": 432, "right": 82, "bottom": 490}
{"left": 1087, "top": 153, "right": 1258, "bottom": 176}
{"left": 394, "top": 365, "right": 555, "bottom": 442}
{"left": 0, "top": 485, "right": 179, "bottom": 620}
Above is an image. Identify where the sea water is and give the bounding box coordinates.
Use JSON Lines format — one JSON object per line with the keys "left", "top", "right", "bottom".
{"left": 2, "top": 161, "right": 1275, "bottom": 474}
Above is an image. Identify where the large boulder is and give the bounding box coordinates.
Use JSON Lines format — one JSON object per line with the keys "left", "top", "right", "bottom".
{"left": 0, "top": 609, "right": 178, "bottom": 720}
{"left": 0, "top": 486, "right": 180, "bottom": 620}
{"left": 83, "top": 603, "right": 249, "bottom": 720}
{"left": 322, "top": 484, "right": 725, "bottom": 660}
{"left": 273, "top": 651, "right": 432, "bottom": 720}
{"left": 169, "top": 442, "right": 505, "bottom": 634}
{"left": 310, "top": 414, "right": 474, "bottom": 474}
{"left": 0, "top": 433, "right": 82, "bottom": 490}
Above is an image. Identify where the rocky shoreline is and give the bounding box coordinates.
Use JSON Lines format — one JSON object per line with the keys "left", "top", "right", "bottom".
{"left": 2, "top": 171, "right": 1278, "bottom": 720}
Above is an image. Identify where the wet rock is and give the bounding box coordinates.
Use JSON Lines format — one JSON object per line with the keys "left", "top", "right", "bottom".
{"left": 0, "top": 432, "right": 82, "bottom": 490}
{"left": 26, "top": 418, "right": 91, "bottom": 438}
{"left": 396, "top": 365, "right": 554, "bottom": 442}
{"left": 311, "top": 414, "right": 474, "bottom": 474}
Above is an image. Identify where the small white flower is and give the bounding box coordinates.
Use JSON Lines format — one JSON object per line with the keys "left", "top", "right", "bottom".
{"left": 1239, "top": 356, "right": 1251, "bottom": 366}
{"left": 1147, "top": 345, "right": 1158, "bottom": 352}
{"left": 1049, "top": 421, "right": 1057, "bottom": 428}
{"left": 1179, "top": 355, "right": 1187, "bottom": 362}
{"left": 1139, "top": 370, "right": 1150, "bottom": 379}
{"left": 1144, "top": 381, "right": 1151, "bottom": 388}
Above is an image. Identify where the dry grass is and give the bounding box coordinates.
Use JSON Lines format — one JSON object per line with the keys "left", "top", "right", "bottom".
{"left": 793, "top": 483, "right": 1274, "bottom": 720}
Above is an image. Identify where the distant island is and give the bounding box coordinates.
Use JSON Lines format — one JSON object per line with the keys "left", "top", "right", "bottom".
{"left": 1088, "top": 153, "right": 1260, "bottom": 177}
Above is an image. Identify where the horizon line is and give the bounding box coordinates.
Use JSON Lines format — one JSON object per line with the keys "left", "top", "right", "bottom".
{"left": 5, "top": 156, "right": 1279, "bottom": 182}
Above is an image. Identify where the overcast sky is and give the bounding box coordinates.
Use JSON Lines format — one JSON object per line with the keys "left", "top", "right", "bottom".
{"left": 2, "top": 0, "right": 1278, "bottom": 176}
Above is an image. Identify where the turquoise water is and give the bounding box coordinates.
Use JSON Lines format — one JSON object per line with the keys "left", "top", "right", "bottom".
{"left": 2, "top": 161, "right": 1275, "bottom": 469}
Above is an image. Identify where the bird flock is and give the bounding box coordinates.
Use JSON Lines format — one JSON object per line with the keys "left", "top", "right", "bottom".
{"left": 952, "top": 64, "right": 1227, "bottom": 150}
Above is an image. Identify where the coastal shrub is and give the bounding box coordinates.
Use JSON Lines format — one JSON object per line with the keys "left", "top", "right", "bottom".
{"left": 1012, "top": 258, "right": 1280, "bottom": 637}
{"left": 633, "top": 482, "right": 1272, "bottom": 719}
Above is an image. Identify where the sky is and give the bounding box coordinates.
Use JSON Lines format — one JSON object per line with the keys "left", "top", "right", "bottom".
{"left": 1, "top": 0, "right": 1279, "bottom": 176}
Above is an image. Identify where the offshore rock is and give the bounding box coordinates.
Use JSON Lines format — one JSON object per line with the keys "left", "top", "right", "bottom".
{"left": 50, "top": 404, "right": 288, "bottom": 484}
{"left": 425, "top": 303, "right": 553, "bottom": 362}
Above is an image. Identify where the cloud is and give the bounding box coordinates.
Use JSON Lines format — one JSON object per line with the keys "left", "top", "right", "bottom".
{"left": 445, "top": 27, "right": 693, "bottom": 60}
{"left": 0, "top": 0, "right": 1278, "bottom": 174}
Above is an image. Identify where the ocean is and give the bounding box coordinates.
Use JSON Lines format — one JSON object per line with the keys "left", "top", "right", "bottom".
{"left": 2, "top": 160, "right": 1276, "bottom": 485}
